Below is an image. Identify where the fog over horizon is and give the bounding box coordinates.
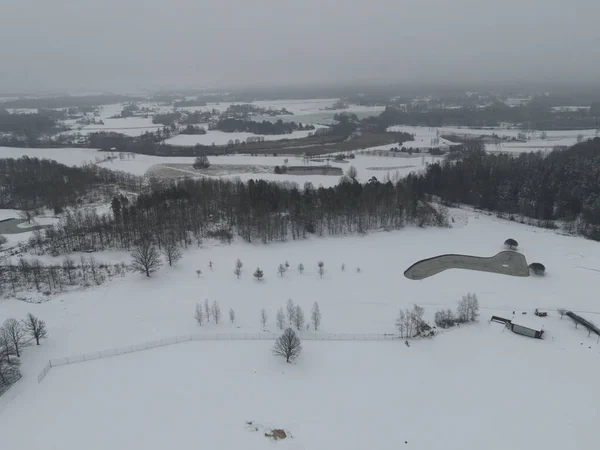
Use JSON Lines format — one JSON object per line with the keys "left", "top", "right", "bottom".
{"left": 1, "top": 0, "right": 599, "bottom": 93}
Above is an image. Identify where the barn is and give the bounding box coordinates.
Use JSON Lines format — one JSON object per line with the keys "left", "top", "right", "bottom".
{"left": 509, "top": 319, "right": 544, "bottom": 339}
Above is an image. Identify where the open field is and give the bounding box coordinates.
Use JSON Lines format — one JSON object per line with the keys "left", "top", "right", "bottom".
{"left": 1, "top": 208, "right": 600, "bottom": 448}
{"left": 2, "top": 331, "right": 598, "bottom": 450}
{"left": 387, "top": 125, "right": 600, "bottom": 154}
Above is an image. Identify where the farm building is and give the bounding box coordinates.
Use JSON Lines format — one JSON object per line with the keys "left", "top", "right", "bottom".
{"left": 490, "top": 316, "right": 544, "bottom": 339}
{"left": 509, "top": 319, "right": 544, "bottom": 339}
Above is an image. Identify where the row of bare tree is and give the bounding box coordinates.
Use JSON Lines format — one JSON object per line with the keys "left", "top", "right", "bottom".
{"left": 0, "top": 256, "right": 127, "bottom": 295}
{"left": 193, "top": 299, "right": 322, "bottom": 331}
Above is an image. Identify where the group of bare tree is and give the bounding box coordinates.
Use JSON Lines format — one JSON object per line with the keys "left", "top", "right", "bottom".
{"left": 278, "top": 299, "right": 322, "bottom": 331}
{"left": 396, "top": 304, "right": 426, "bottom": 338}
{"left": 195, "top": 300, "right": 222, "bottom": 325}
{"left": 0, "top": 256, "right": 126, "bottom": 296}
{"left": 434, "top": 293, "right": 480, "bottom": 329}
{"left": 0, "top": 314, "right": 47, "bottom": 393}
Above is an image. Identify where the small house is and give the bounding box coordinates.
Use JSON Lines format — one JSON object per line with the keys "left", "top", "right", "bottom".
{"left": 509, "top": 318, "right": 544, "bottom": 339}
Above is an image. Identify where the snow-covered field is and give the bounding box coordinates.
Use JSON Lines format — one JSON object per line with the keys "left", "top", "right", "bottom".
{"left": 165, "top": 125, "right": 327, "bottom": 147}
{"left": 0, "top": 145, "right": 430, "bottom": 184}
{"left": 1, "top": 209, "right": 600, "bottom": 448}
{"left": 148, "top": 153, "right": 431, "bottom": 187}
{"left": 65, "top": 116, "right": 162, "bottom": 137}
{"left": 388, "top": 125, "right": 600, "bottom": 154}
{"left": 0, "top": 146, "right": 105, "bottom": 165}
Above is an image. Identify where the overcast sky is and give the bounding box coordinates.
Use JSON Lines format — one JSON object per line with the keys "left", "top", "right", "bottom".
{"left": 1, "top": 0, "right": 599, "bottom": 93}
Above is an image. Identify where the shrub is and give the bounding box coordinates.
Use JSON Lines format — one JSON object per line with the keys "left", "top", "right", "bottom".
{"left": 529, "top": 262, "right": 546, "bottom": 275}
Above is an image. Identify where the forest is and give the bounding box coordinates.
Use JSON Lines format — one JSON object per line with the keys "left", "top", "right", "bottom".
{"left": 25, "top": 176, "right": 447, "bottom": 256}
{"left": 412, "top": 138, "right": 600, "bottom": 239}
{"left": 0, "top": 157, "right": 142, "bottom": 212}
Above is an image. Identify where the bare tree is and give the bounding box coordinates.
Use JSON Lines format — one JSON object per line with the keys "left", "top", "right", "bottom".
{"left": 293, "top": 305, "right": 306, "bottom": 331}
{"left": 253, "top": 267, "right": 264, "bottom": 281}
{"left": 297, "top": 263, "right": 304, "bottom": 274}
{"left": 260, "top": 308, "right": 268, "bottom": 329}
{"left": 131, "top": 239, "right": 162, "bottom": 277}
{"left": 211, "top": 300, "right": 221, "bottom": 324}
{"left": 195, "top": 303, "right": 204, "bottom": 325}
{"left": 273, "top": 328, "right": 302, "bottom": 363}
{"left": 229, "top": 308, "right": 236, "bottom": 324}
{"left": 1, "top": 319, "right": 26, "bottom": 358}
{"left": 204, "top": 299, "right": 210, "bottom": 323}
{"left": 22, "top": 313, "right": 47, "bottom": 345}
{"left": 30, "top": 259, "right": 43, "bottom": 291}
{"left": 0, "top": 332, "right": 20, "bottom": 387}
{"left": 396, "top": 309, "right": 407, "bottom": 338}
{"left": 341, "top": 263, "right": 346, "bottom": 272}
{"left": 79, "top": 255, "right": 87, "bottom": 282}
{"left": 311, "top": 302, "right": 322, "bottom": 330}
{"left": 317, "top": 261, "right": 325, "bottom": 278}
{"left": 286, "top": 299, "right": 296, "bottom": 325}
{"left": 347, "top": 165, "right": 358, "bottom": 180}
{"left": 277, "top": 263, "right": 286, "bottom": 277}
{"left": 62, "top": 256, "right": 76, "bottom": 284}
{"left": 208, "top": 261, "right": 213, "bottom": 270}
{"left": 234, "top": 266, "right": 242, "bottom": 278}
{"left": 88, "top": 256, "right": 100, "bottom": 284}
{"left": 457, "top": 293, "right": 479, "bottom": 322}
{"left": 163, "top": 240, "right": 182, "bottom": 266}
{"left": 236, "top": 259, "right": 243, "bottom": 271}
{"left": 276, "top": 307, "right": 285, "bottom": 330}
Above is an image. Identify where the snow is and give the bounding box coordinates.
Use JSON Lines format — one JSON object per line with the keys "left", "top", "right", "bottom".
{"left": 0, "top": 146, "right": 105, "bottom": 166}
{"left": 386, "top": 126, "right": 462, "bottom": 149}
{"left": 1, "top": 329, "right": 598, "bottom": 450}
{"left": 164, "top": 126, "right": 327, "bottom": 147}
{"left": 1, "top": 209, "right": 600, "bottom": 448}
{"left": 65, "top": 116, "right": 162, "bottom": 137}
{"left": 0, "top": 209, "right": 20, "bottom": 221}
{"left": 510, "top": 317, "right": 545, "bottom": 331}
{"left": 387, "top": 125, "right": 600, "bottom": 154}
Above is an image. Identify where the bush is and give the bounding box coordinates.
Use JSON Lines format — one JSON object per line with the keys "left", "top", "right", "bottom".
{"left": 504, "top": 238, "right": 518, "bottom": 250}
{"left": 529, "top": 262, "right": 546, "bottom": 275}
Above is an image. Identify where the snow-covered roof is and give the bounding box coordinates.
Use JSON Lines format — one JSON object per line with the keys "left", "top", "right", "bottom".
{"left": 511, "top": 318, "right": 544, "bottom": 332}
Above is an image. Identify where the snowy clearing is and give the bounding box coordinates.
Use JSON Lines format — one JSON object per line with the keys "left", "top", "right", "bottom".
{"left": 388, "top": 125, "right": 600, "bottom": 153}
{"left": 2, "top": 330, "right": 598, "bottom": 450}
{"left": 0, "top": 147, "right": 105, "bottom": 166}
{"left": 65, "top": 116, "right": 162, "bottom": 137}
{"left": 1, "top": 209, "right": 600, "bottom": 448}
{"left": 164, "top": 126, "right": 327, "bottom": 147}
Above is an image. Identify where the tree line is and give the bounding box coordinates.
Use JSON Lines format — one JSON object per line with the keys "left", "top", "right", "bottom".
{"left": 0, "top": 157, "right": 142, "bottom": 213}
{"left": 410, "top": 138, "right": 600, "bottom": 240}
{"left": 215, "top": 118, "right": 315, "bottom": 135}
{"left": 0, "top": 255, "right": 127, "bottom": 297}
{"left": 23, "top": 176, "right": 447, "bottom": 256}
